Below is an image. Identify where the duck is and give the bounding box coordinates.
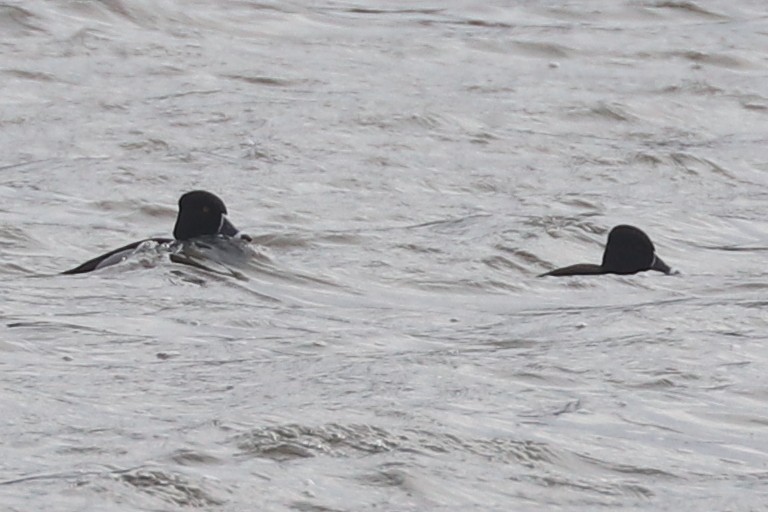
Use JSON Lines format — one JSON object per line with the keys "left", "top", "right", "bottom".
{"left": 62, "top": 190, "right": 249, "bottom": 275}
{"left": 540, "top": 224, "right": 671, "bottom": 277}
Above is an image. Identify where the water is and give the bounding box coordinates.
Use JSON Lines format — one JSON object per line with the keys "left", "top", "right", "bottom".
{"left": 2, "top": 1, "right": 768, "bottom": 510}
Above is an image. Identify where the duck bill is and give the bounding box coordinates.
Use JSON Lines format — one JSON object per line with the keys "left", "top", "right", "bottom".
{"left": 651, "top": 255, "right": 672, "bottom": 274}
{"left": 218, "top": 215, "right": 241, "bottom": 237}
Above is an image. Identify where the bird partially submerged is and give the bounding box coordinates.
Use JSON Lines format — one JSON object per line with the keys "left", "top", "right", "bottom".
{"left": 541, "top": 225, "right": 672, "bottom": 277}
{"left": 62, "top": 190, "right": 250, "bottom": 275}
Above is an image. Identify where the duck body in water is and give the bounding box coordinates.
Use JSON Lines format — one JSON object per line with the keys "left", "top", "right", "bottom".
{"left": 62, "top": 190, "right": 250, "bottom": 275}
{"left": 541, "top": 225, "right": 672, "bottom": 277}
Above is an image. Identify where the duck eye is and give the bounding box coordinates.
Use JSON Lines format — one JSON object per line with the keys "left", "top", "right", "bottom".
{"left": 203, "top": 206, "right": 210, "bottom": 213}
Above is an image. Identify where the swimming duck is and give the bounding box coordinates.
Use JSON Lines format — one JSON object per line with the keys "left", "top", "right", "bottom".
{"left": 62, "top": 190, "right": 248, "bottom": 275}
{"left": 541, "top": 224, "right": 671, "bottom": 277}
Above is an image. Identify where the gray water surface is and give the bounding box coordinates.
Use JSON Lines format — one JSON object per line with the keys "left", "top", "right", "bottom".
{"left": 2, "top": 1, "right": 768, "bottom": 510}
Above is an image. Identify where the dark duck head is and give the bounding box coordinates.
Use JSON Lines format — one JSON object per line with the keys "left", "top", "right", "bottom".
{"left": 173, "top": 190, "right": 243, "bottom": 240}
{"left": 541, "top": 225, "right": 672, "bottom": 277}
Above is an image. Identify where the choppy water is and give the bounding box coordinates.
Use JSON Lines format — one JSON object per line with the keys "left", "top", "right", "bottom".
{"left": 2, "top": 1, "right": 768, "bottom": 510}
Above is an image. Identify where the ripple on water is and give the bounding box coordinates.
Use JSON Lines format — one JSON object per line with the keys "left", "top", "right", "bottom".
{"left": 233, "top": 424, "right": 400, "bottom": 461}
{"left": 232, "top": 422, "right": 565, "bottom": 467}
{"left": 0, "top": 5, "right": 44, "bottom": 35}
{"left": 118, "top": 469, "right": 225, "bottom": 508}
